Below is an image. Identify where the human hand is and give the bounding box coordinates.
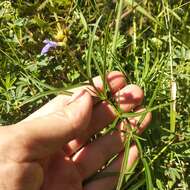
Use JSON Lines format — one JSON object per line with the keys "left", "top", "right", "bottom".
{"left": 0, "top": 71, "right": 151, "bottom": 190}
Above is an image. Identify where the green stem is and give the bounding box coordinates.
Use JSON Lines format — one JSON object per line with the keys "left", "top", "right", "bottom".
{"left": 123, "top": 137, "right": 175, "bottom": 189}
{"left": 112, "top": 0, "right": 124, "bottom": 61}
{"left": 162, "top": 0, "right": 176, "bottom": 133}
{"left": 49, "top": 0, "right": 62, "bottom": 31}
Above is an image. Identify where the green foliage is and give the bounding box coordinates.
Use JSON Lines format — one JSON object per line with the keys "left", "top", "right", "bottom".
{"left": 0, "top": 0, "right": 190, "bottom": 189}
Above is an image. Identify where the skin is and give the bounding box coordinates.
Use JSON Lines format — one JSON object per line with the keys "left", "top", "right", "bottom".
{"left": 0, "top": 71, "right": 151, "bottom": 190}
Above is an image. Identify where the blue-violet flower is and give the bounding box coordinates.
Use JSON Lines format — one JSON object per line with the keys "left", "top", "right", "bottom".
{"left": 41, "top": 39, "right": 58, "bottom": 55}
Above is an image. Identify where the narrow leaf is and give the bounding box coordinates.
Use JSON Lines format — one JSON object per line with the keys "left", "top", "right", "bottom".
{"left": 116, "top": 134, "right": 132, "bottom": 190}
{"left": 87, "top": 16, "right": 102, "bottom": 78}
{"left": 142, "top": 158, "right": 154, "bottom": 190}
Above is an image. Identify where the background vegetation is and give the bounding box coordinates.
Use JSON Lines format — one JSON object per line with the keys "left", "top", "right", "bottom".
{"left": 0, "top": 0, "right": 190, "bottom": 189}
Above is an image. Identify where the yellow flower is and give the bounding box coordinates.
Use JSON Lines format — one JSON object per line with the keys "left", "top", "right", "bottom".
{"left": 54, "top": 28, "right": 69, "bottom": 42}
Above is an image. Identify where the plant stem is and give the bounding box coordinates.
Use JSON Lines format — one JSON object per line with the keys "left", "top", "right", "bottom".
{"left": 49, "top": 0, "right": 62, "bottom": 31}
{"left": 163, "top": 0, "right": 176, "bottom": 133}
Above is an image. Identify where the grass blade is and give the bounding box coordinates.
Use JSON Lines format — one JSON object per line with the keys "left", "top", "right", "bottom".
{"left": 87, "top": 15, "right": 102, "bottom": 78}
{"left": 135, "top": 137, "right": 153, "bottom": 190}
{"left": 121, "top": 101, "right": 172, "bottom": 119}
{"left": 112, "top": 0, "right": 124, "bottom": 58}
{"left": 127, "top": 178, "right": 145, "bottom": 190}
{"left": 142, "top": 158, "right": 154, "bottom": 190}
{"left": 116, "top": 133, "right": 132, "bottom": 190}
{"left": 123, "top": 157, "right": 139, "bottom": 186}
{"left": 20, "top": 88, "right": 73, "bottom": 107}
{"left": 124, "top": 0, "right": 161, "bottom": 26}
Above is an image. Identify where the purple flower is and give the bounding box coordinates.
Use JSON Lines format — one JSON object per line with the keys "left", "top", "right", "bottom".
{"left": 41, "top": 39, "right": 58, "bottom": 55}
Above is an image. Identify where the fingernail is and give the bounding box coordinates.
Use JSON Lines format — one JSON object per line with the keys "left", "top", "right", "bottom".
{"left": 66, "top": 90, "right": 86, "bottom": 105}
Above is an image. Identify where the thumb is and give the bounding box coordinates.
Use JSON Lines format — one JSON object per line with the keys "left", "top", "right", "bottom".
{"left": 10, "top": 90, "right": 93, "bottom": 161}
